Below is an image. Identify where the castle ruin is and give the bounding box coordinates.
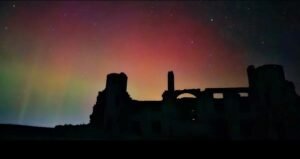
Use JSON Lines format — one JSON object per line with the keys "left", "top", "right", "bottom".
{"left": 89, "top": 65, "right": 300, "bottom": 140}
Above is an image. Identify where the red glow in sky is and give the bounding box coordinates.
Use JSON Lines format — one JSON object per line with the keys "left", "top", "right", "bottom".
{"left": 0, "top": 1, "right": 249, "bottom": 126}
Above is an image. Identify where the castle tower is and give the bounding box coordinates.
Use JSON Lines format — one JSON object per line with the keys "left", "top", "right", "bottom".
{"left": 103, "top": 73, "right": 128, "bottom": 134}
{"left": 168, "top": 71, "right": 174, "bottom": 92}
{"left": 89, "top": 72, "right": 131, "bottom": 135}
{"left": 249, "top": 65, "right": 288, "bottom": 139}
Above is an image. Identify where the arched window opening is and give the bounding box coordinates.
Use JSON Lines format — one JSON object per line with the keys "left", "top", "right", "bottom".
{"left": 177, "top": 93, "right": 197, "bottom": 99}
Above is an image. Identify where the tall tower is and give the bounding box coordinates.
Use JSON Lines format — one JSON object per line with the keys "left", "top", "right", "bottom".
{"left": 168, "top": 71, "right": 174, "bottom": 92}
{"left": 89, "top": 72, "right": 131, "bottom": 134}
{"left": 249, "top": 65, "right": 288, "bottom": 139}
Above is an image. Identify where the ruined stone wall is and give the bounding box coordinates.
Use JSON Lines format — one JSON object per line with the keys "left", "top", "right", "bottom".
{"left": 88, "top": 65, "right": 300, "bottom": 139}
{"left": 248, "top": 65, "right": 300, "bottom": 139}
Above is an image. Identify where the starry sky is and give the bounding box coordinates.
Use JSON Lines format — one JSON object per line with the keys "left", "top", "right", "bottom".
{"left": 0, "top": 1, "right": 299, "bottom": 127}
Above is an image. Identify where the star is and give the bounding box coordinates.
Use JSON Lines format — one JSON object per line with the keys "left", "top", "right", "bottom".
{"left": 4, "top": 26, "right": 8, "bottom": 30}
{"left": 12, "top": 4, "right": 16, "bottom": 8}
{"left": 190, "top": 40, "right": 194, "bottom": 44}
{"left": 210, "top": 18, "right": 214, "bottom": 22}
{"left": 261, "top": 41, "right": 265, "bottom": 45}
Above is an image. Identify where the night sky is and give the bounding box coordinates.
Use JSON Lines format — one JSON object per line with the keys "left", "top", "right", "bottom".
{"left": 0, "top": 1, "right": 299, "bottom": 127}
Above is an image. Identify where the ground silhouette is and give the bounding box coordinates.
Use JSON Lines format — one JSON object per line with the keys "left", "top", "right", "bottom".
{"left": 0, "top": 64, "right": 299, "bottom": 140}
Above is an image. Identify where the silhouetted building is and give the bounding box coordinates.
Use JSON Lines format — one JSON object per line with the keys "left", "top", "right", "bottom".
{"left": 89, "top": 65, "right": 300, "bottom": 140}
{"left": 90, "top": 73, "right": 131, "bottom": 135}
{"left": 168, "top": 71, "right": 175, "bottom": 92}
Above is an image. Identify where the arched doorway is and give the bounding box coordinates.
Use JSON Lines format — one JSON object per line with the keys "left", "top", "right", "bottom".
{"left": 175, "top": 92, "right": 199, "bottom": 122}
